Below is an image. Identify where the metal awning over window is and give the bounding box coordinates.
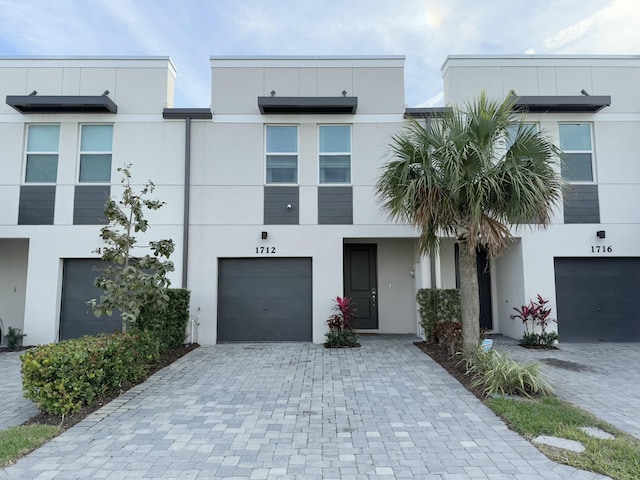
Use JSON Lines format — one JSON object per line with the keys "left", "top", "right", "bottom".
{"left": 6, "top": 95, "right": 118, "bottom": 113}
{"left": 513, "top": 95, "right": 611, "bottom": 113}
{"left": 258, "top": 96, "right": 357, "bottom": 114}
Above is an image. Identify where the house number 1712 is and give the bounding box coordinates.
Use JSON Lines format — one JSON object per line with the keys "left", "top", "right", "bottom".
{"left": 591, "top": 245, "right": 613, "bottom": 253}
{"left": 256, "top": 246, "right": 276, "bottom": 254}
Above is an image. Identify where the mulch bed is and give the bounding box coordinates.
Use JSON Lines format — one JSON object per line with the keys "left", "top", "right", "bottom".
{"left": 415, "top": 341, "right": 486, "bottom": 400}
{"left": 23, "top": 343, "right": 199, "bottom": 431}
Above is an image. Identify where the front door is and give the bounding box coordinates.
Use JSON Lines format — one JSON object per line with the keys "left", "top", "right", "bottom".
{"left": 476, "top": 247, "right": 493, "bottom": 330}
{"left": 344, "top": 244, "right": 378, "bottom": 329}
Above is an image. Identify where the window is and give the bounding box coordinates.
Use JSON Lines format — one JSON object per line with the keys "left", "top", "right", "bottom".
{"left": 79, "top": 125, "right": 113, "bottom": 182}
{"left": 559, "top": 124, "right": 593, "bottom": 182}
{"left": 25, "top": 125, "right": 59, "bottom": 183}
{"left": 319, "top": 125, "right": 351, "bottom": 184}
{"left": 266, "top": 125, "right": 298, "bottom": 184}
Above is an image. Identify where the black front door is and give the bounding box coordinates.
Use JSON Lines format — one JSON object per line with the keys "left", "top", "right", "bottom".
{"left": 344, "top": 244, "right": 378, "bottom": 329}
{"left": 476, "top": 247, "right": 493, "bottom": 330}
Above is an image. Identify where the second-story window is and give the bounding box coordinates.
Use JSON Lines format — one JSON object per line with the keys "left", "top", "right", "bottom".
{"left": 79, "top": 125, "right": 113, "bottom": 183}
{"left": 25, "top": 124, "right": 60, "bottom": 183}
{"left": 319, "top": 125, "right": 351, "bottom": 184}
{"left": 559, "top": 124, "right": 594, "bottom": 182}
{"left": 266, "top": 125, "right": 298, "bottom": 184}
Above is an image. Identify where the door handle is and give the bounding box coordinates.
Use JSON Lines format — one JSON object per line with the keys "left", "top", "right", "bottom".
{"left": 371, "top": 288, "right": 377, "bottom": 304}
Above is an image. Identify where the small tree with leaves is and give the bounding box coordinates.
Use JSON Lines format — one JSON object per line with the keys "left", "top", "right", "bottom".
{"left": 88, "top": 164, "right": 175, "bottom": 333}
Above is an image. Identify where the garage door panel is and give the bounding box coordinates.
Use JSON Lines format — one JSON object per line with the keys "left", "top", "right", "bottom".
{"left": 60, "top": 259, "right": 122, "bottom": 340}
{"left": 218, "top": 258, "right": 312, "bottom": 342}
{"left": 554, "top": 257, "right": 640, "bottom": 342}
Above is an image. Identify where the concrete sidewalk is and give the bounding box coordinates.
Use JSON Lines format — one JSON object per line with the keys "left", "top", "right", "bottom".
{"left": 0, "top": 336, "right": 608, "bottom": 479}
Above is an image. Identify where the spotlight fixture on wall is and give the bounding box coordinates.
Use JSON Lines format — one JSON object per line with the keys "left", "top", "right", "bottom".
{"left": 28, "top": 90, "right": 37, "bottom": 96}
{"left": 596, "top": 230, "right": 606, "bottom": 239}
{"left": 261, "top": 231, "right": 268, "bottom": 240}
{"left": 286, "top": 204, "right": 292, "bottom": 210}
{"left": 102, "top": 90, "right": 110, "bottom": 96}
{"left": 581, "top": 89, "right": 590, "bottom": 96}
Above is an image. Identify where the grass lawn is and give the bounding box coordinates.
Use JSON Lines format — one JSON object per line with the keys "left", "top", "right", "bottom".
{"left": 487, "top": 395, "right": 640, "bottom": 480}
{"left": 0, "top": 424, "right": 59, "bottom": 467}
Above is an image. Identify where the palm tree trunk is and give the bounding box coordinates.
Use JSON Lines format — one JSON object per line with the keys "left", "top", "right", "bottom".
{"left": 458, "top": 244, "right": 480, "bottom": 351}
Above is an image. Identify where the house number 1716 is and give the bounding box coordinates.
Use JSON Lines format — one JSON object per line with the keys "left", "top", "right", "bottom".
{"left": 591, "top": 245, "right": 613, "bottom": 253}
{"left": 256, "top": 246, "right": 276, "bottom": 254}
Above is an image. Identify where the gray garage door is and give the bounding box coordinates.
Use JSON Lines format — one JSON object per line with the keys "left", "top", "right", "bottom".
{"left": 218, "top": 258, "right": 312, "bottom": 342}
{"left": 60, "top": 259, "right": 121, "bottom": 340}
{"left": 554, "top": 257, "right": 640, "bottom": 342}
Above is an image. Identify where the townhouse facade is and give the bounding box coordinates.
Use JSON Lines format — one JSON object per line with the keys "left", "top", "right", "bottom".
{"left": 1, "top": 54, "right": 638, "bottom": 346}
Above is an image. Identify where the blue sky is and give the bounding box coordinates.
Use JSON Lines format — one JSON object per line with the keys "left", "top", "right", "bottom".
{"left": 0, "top": 0, "right": 637, "bottom": 107}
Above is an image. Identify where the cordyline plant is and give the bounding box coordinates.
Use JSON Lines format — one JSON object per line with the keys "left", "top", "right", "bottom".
{"left": 87, "top": 164, "right": 175, "bottom": 333}
{"left": 512, "top": 294, "right": 556, "bottom": 335}
{"left": 325, "top": 296, "right": 360, "bottom": 348}
{"left": 326, "top": 296, "right": 357, "bottom": 331}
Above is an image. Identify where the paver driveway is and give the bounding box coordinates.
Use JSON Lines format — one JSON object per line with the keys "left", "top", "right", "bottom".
{"left": 1, "top": 336, "right": 608, "bottom": 479}
{"left": 0, "top": 351, "right": 38, "bottom": 430}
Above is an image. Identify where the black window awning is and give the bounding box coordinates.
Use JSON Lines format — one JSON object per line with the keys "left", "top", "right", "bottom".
{"left": 6, "top": 95, "right": 118, "bottom": 113}
{"left": 162, "top": 108, "right": 212, "bottom": 119}
{"left": 258, "top": 96, "right": 357, "bottom": 114}
{"left": 405, "top": 107, "right": 451, "bottom": 118}
{"left": 513, "top": 95, "right": 611, "bottom": 113}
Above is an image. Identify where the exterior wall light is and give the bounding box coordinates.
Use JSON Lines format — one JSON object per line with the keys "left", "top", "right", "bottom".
{"left": 261, "top": 231, "right": 268, "bottom": 240}
{"left": 596, "top": 230, "right": 606, "bottom": 239}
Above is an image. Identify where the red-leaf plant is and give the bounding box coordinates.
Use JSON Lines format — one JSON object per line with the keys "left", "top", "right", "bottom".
{"left": 512, "top": 294, "right": 556, "bottom": 335}
{"left": 326, "top": 296, "right": 357, "bottom": 331}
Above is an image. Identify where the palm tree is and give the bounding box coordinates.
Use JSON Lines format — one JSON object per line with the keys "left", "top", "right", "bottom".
{"left": 377, "top": 93, "right": 565, "bottom": 351}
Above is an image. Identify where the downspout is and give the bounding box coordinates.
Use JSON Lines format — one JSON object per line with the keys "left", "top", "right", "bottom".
{"left": 162, "top": 108, "right": 212, "bottom": 290}
{"left": 182, "top": 117, "right": 191, "bottom": 288}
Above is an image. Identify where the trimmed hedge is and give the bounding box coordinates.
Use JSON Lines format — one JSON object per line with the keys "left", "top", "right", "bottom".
{"left": 416, "top": 288, "right": 461, "bottom": 341}
{"left": 21, "top": 331, "right": 160, "bottom": 415}
{"left": 136, "top": 288, "right": 190, "bottom": 351}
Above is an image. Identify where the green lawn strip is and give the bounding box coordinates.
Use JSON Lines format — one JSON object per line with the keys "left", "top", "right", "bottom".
{"left": 486, "top": 396, "right": 640, "bottom": 480}
{"left": 0, "top": 424, "right": 60, "bottom": 468}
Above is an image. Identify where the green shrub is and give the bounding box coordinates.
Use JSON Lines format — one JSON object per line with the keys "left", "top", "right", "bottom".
{"left": 520, "top": 331, "right": 559, "bottom": 348}
{"left": 7, "top": 327, "right": 26, "bottom": 351}
{"left": 416, "top": 289, "right": 460, "bottom": 341}
{"left": 324, "top": 329, "right": 360, "bottom": 348}
{"left": 462, "top": 347, "right": 554, "bottom": 398}
{"left": 136, "top": 289, "right": 190, "bottom": 351}
{"left": 21, "top": 331, "right": 160, "bottom": 415}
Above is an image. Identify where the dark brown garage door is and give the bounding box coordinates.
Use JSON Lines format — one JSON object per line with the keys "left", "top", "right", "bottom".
{"left": 60, "top": 259, "right": 122, "bottom": 340}
{"left": 217, "top": 258, "right": 312, "bottom": 342}
{"left": 554, "top": 257, "right": 640, "bottom": 342}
